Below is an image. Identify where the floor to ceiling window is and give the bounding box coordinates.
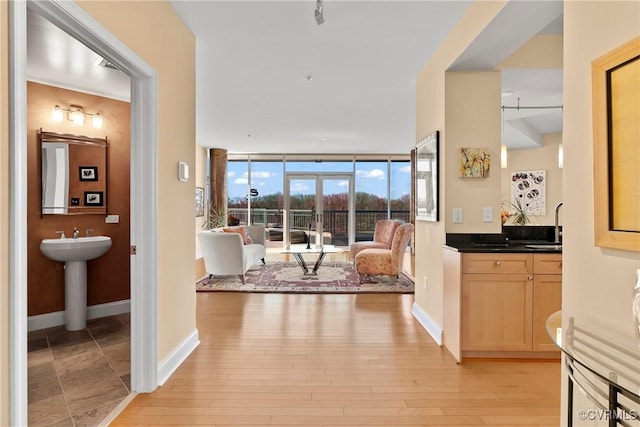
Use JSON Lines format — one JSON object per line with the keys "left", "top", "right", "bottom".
{"left": 227, "top": 155, "right": 411, "bottom": 247}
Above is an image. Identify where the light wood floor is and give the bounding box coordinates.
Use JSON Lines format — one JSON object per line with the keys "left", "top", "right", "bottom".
{"left": 112, "top": 290, "right": 561, "bottom": 426}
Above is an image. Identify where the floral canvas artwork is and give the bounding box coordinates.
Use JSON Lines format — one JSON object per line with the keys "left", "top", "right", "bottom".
{"left": 511, "top": 170, "right": 546, "bottom": 216}
{"left": 458, "top": 147, "right": 490, "bottom": 178}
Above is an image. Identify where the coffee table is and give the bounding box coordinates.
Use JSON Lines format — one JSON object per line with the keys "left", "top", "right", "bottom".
{"left": 281, "top": 244, "right": 343, "bottom": 276}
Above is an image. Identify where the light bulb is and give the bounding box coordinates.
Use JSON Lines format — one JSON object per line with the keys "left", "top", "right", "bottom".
{"left": 71, "top": 109, "right": 84, "bottom": 125}
{"left": 52, "top": 105, "right": 63, "bottom": 122}
{"left": 92, "top": 113, "right": 103, "bottom": 129}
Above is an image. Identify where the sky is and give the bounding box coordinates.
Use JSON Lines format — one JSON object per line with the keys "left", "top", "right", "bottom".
{"left": 227, "top": 160, "right": 411, "bottom": 201}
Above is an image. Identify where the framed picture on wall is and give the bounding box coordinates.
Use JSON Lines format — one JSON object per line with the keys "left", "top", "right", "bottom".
{"left": 415, "top": 130, "right": 439, "bottom": 222}
{"left": 84, "top": 191, "right": 104, "bottom": 206}
{"left": 195, "top": 187, "right": 204, "bottom": 217}
{"left": 79, "top": 166, "right": 98, "bottom": 181}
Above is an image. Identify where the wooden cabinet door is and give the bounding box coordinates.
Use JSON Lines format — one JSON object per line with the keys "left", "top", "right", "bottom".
{"left": 533, "top": 254, "right": 562, "bottom": 275}
{"left": 533, "top": 274, "right": 562, "bottom": 352}
{"left": 461, "top": 273, "right": 533, "bottom": 351}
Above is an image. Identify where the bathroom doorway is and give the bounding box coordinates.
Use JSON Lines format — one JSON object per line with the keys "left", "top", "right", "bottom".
{"left": 9, "top": 1, "right": 158, "bottom": 425}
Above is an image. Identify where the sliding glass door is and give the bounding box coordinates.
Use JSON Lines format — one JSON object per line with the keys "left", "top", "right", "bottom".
{"left": 284, "top": 173, "right": 354, "bottom": 248}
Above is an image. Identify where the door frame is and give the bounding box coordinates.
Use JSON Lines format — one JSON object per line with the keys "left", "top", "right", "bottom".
{"left": 283, "top": 172, "right": 355, "bottom": 248}
{"left": 9, "top": 1, "right": 159, "bottom": 424}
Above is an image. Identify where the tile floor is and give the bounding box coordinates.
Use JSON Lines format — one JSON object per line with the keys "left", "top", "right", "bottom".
{"left": 28, "top": 313, "right": 131, "bottom": 427}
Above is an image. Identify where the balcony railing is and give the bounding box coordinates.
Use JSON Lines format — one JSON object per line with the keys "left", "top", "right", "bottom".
{"left": 228, "top": 208, "right": 410, "bottom": 244}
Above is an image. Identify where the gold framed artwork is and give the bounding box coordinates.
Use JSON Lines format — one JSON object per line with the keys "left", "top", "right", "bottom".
{"left": 593, "top": 36, "right": 640, "bottom": 252}
{"left": 458, "top": 147, "right": 490, "bottom": 178}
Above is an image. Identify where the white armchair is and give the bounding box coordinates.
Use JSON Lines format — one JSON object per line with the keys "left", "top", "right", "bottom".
{"left": 197, "top": 225, "right": 266, "bottom": 284}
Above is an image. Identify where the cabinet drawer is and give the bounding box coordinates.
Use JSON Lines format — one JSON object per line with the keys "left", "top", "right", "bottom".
{"left": 533, "top": 254, "right": 562, "bottom": 275}
{"left": 462, "top": 253, "right": 533, "bottom": 274}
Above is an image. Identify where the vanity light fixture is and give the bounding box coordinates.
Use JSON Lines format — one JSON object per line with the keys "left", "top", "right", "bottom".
{"left": 51, "top": 104, "right": 103, "bottom": 128}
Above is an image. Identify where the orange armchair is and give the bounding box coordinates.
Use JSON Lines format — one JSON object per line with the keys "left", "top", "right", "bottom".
{"left": 350, "top": 219, "right": 401, "bottom": 261}
{"left": 354, "top": 223, "right": 413, "bottom": 284}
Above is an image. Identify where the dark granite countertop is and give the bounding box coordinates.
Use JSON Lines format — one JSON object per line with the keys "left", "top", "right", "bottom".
{"left": 445, "top": 226, "right": 562, "bottom": 253}
{"left": 444, "top": 242, "right": 562, "bottom": 253}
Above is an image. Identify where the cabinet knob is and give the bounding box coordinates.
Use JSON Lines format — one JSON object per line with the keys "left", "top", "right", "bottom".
{"left": 495, "top": 261, "right": 501, "bottom": 266}
{"left": 528, "top": 276, "right": 534, "bottom": 281}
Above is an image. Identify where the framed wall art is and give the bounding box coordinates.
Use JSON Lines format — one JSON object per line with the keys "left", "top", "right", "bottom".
{"left": 195, "top": 187, "right": 204, "bottom": 217}
{"left": 511, "top": 170, "right": 546, "bottom": 216}
{"left": 458, "top": 147, "right": 490, "bottom": 178}
{"left": 84, "top": 191, "right": 104, "bottom": 207}
{"left": 415, "top": 131, "right": 439, "bottom": 222}
{"left": 593, "top": 36, "right": 640, "bottom": 251}
{"left": 79, "top": 166, "right": 98, "bottom": 181}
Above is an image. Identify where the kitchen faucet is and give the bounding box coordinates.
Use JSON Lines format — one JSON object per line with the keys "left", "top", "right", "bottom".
{"left": 72, "top": 227, "right": 80, "bottom": 239}
{"left": 554, "top": 202, "right": 563, "bottom": 243}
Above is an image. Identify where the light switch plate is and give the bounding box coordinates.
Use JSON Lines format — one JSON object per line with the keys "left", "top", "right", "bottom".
{"left": 483, "top": 207, "right": 493, "bottom": 223}
{"left": 453, "top": 208, "right": 463, "bottom": 224}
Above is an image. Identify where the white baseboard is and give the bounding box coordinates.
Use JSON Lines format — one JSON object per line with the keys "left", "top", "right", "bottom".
{"left": 27, "top": 300, "right": 131, "bottom": 331}
{"left": 157, "top": 328, "right": 200, "bottom": 385}
{"left": 411, "top": 302, "right": 443, "bottom": 346}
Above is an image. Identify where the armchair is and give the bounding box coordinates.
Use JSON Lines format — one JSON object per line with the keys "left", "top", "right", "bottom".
{"left": 354, "top": 223, "right": 413, "bottom": 284}
{"left": 197, "top": 225, "right": 266, "bottom": 284}
{"left": 350, "top": 219, "right": 401, "bottom": 261}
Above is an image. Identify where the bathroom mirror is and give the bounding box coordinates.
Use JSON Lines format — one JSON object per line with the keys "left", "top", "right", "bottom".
{"left": 39, "top": 130, "right": 108, "bottom": 215}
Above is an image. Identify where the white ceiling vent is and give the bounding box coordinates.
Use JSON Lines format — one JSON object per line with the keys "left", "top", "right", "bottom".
{"left": 97, "top": 58, "right": 121, "bottom": 71}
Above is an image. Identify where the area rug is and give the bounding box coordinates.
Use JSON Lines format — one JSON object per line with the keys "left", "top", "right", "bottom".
{"left": 196, "top": 261, "right": 414, "bottom": 294}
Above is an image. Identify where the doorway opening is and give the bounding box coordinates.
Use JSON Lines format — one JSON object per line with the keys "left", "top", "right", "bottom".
{"left": 9, "top": 1, "right": 158, "bottom": 425}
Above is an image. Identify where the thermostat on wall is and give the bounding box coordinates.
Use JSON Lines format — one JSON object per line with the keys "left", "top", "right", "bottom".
{"left": 178, "top": 161, "right": 189, "bottom": 182}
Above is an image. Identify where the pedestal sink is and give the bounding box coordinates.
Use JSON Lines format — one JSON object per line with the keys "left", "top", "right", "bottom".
{"left": 40, "top": 236, "right": 112, "bottom": 331}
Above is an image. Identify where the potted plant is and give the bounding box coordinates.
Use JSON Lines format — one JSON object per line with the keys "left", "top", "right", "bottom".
{"left": 202, "top": 202, "right": 228, "bottom": 230}
{"left": 501, "top": 198, "right": 530, "bottom": 225}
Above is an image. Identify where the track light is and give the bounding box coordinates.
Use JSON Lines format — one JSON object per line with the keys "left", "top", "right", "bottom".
{"left": 314, "top": 0, "right": 324, "bottom": 25}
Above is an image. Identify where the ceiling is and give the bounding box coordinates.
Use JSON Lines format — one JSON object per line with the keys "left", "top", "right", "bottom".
{"left": 26, "top": 1, "right": 563, "bottom": 154}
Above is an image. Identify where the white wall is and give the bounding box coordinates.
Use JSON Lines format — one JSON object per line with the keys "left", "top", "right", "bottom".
{"left": 563, "top": 0, "right": 640, "bottom": 423}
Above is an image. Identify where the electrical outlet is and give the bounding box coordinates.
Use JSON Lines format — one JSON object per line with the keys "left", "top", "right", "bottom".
{"left": 105, "top": 214, "right": 120, "bottom": 224}
{"left": 453, "top": 208, "right": 463, "bottom": 224}
{"left": 483, "top": 207, "right": 493, "bottom": 223}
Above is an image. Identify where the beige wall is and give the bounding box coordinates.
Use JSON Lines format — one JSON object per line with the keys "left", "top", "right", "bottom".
{"left": 0, "top": 2, "right": 195, "bottom": 419}
{"left": 414, "top": 1, "right": 506, "bottom": 328}
{"left": 500, "top": 132, "right": 563, "bottom": 225}
{"left": 76, "top": 0, "right": 197, "bottom": 365}
{"left": 499, "top": 34, "right": 562, "bottom": 69}
{"left": 1, "top": 0, "right": 10, "bottom": 422}
{"left": 563, "top": 0, "right": 640, "bottom": 416}
{"left": 445, "top": 71, "right": 502, "bottom": 233}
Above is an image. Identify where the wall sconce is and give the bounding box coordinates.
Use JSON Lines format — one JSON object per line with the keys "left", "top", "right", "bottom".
{"left": 52, "top": 104, "right": 103, "bottom": 128}
{"left": 558, "top": 144, "right": 564, "bottom": 168}
{"left": 501, "top": 144, "right": 508, "bottom": 169}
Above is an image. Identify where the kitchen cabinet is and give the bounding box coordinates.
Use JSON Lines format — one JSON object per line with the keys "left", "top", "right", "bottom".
{"left": 444, "top": 249, "right": 561, "bottom": 361}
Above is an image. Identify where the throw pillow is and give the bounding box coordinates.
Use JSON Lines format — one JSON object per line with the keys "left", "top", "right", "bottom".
{"left": 223, "top": 226, "right": 253, "bottom": 245}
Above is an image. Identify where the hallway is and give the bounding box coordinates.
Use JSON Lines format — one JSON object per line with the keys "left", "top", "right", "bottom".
{"left": 113, "top": 292, "right": 560, "bottom": 426}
